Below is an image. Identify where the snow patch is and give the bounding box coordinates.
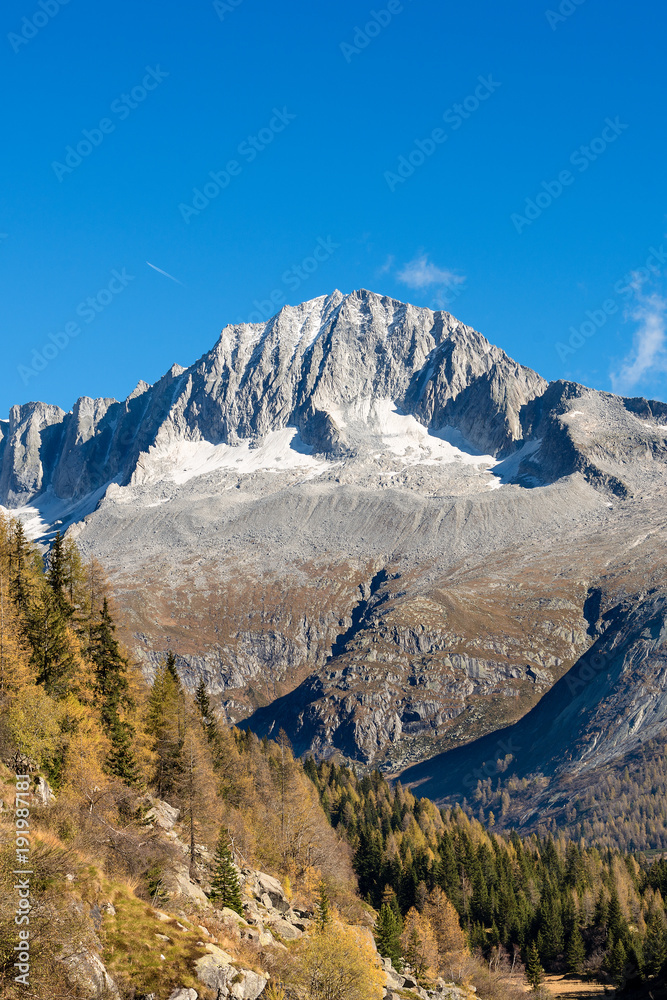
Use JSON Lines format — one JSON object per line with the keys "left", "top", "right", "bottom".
{"left": 0, "top": 483, "right": 112, "bottom": 543}
{"left": 490, "top": 438, "right": 543, "bottom": 486}
{"left": 133, "top": 428, "right": 332, "bottom": 486}
{"left": 324, "top": 399, "right": 498, "bottom": 469}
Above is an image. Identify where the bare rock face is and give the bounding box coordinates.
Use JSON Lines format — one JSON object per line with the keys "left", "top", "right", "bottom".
{"left": 2, "top": 289, "right": 667, "bottom": 780}
{"left": 0, "top": 401, "right": 65, "bottom": 504}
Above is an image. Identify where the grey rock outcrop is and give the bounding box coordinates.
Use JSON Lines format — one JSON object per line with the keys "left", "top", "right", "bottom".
{"left": 58, "top": 941, "right": 120, "bottom": 999}
{"left": 33, "top": 775, "right": 56, "bottom": 807}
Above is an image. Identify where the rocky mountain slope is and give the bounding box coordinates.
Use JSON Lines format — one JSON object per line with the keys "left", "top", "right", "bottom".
{"left": 2, "top": 289, "right": 667, "bottom": 788}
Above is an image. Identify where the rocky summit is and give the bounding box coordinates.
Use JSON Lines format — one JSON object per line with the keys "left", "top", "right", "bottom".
{"left": 2, "top": 288, "right": 667, "bottom": 804}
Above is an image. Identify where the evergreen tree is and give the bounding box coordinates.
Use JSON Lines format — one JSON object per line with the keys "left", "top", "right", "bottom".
{"left": 644, "top": 907, "right": 667, "bottom": 978}
{"left": 526, "top": 941, "right": 543, "bottom": 990}
{"left": 375, "top": 902, "right": 403, "bottom": 967}
{"left": 27, "top": 586, "right": 77, "bottom": 698}
{"left": 90, "top": 598, "right": 138, "bottom": 784}
{"left": 0, "top": 564, "right": 32, "bottom": 695}
{"left": 9, "top": 520, "right": 34, "bottom": 611}
{"left": 607, "top": 889, "right": 626, "bottom": 941}
{"left": 607, "top": 937, "right": 627, "bottom": 988}
{"left": 209, "top": 829, "right": 243, "bottom": 915}
{"left": 565, "top": 925, "right": 586, "bottom": 974}
{"left": 315, "top": 880, "right": 331, "bottom": 931}
{"left": 195, "top": 677, "right": 221, "bottom": 751}
{"left": 537, "top": 886, "right": 564, "bottom": 963}
{"left": 46, "top": 532, "right": 72, "bottom": 617}
{"left": 165, "top": 650, "right": 180, "bottom": 683}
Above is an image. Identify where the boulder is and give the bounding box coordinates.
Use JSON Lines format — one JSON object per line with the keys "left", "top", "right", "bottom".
{"left": 33, "top": 776, "right": 56, "bottom": 807}
{"left": 168, "top": 990, "right": 199, "bottom": 1000}
{"left": 243, "top": 902, "right": 263, "bottom": 924}
{"left": 217, "top": 905, "right": 248, "bottom": 925}
{"left": 59, "top": 947, "right": 120, "bottom": 999}
{"left": 265, "top": 916, "right": 302, "bottom": 940}
{"left": 145, "top": 796, "right": 180, "bottom": 831}
{"left": 194, "top": 944, "right": 235, "bottom": 993}
{"left": 172, "top": 868, "right": 209, "bottom": 905}
{"left": 230, "top": 970, "right": 269, "bottom": 1000}
{"left": 255, "top": 871, "right": 285, "bottom": 898}
{"left": 384, "top": 967, "right": 405, "bottom": 989}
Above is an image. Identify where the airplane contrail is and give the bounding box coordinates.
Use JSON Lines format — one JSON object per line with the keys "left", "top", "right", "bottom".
{"left": 146, "top": 261, "right": 184, "bottom": 285}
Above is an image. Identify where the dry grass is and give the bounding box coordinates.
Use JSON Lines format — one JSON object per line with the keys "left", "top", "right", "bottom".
{"left": 100, "top": 881, "right": 213, "bottom": 998}
{"left": 538, "top": 975, "right": 611, "bottom": 998}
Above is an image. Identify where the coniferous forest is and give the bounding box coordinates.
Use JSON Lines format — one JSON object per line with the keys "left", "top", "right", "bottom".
{"left": 0, "top": 513, "right": 666, "bottom": 998}
{"left": 307, "top": 760, "right": 667, "bottom": 991}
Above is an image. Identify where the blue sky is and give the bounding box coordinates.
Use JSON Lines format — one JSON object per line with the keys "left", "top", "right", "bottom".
{"left": 1, "top": 0, "right": 666, "bottom": 416}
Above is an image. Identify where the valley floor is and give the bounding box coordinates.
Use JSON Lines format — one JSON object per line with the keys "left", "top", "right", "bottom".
{"left": 538, "top": 976, "right": 610, "bottom": 998}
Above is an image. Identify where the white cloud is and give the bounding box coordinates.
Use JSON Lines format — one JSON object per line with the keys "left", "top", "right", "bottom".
{"left": 397, "top": 254, "right": 465, "bottom": 291}
{"left": 610, "top": 278, "right": 667, "bottom": 395}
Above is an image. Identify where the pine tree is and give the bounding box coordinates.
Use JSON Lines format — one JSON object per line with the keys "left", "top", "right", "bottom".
{"left": 607, "top": 937, "right": 627, "bottom": 987}
{"left": 607, "top": 889, "right": 625, "bottom": 941}
{"left": 46, "top": 532, "right": 72, "bottom": 617}
{"left": 27, "top": 586, "right": 77, "bottom": 698}
{"left": 209, "top": 829, "right": 243, "bottom": 915}
{"left": 90, "top": 598, "right": 139, "bottom": 783}
{"left": 375, "top": 902, "right": 403, "bottom": 968}
{"left": 146, "top": 658, "right": 186, "bottom": 797}
{"left": 526, "top": 941, "right": 543, "bottom": 990}
{"left": 316, "top": 880, "right": 331, "bottom": 931}
{"left": 0, "top": 567, "right": 32, "bottom": 696}
{"left": 566, "top": 925, "right": 586, "bottom": 974}
{"left": 644, "top": 907, "right": 667, "bottom": 978}
{"left": 195, "top": 677, "right": 222, "bottom": 752}
{"left": 537, "top": 886, "right": 564, "bottom": 962}
{"left": 9, "top": 520, "right": 35, "bottom": 611}
{"left": 165, "top": 650, "right": 180, "bottom": 683}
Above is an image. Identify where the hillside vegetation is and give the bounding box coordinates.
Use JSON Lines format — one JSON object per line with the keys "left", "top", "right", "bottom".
{"left": 0, "top": 514, "right": 666, "bottom": 999}
{"left": 309, "top": 760, "right": 667, "bottom": 992}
